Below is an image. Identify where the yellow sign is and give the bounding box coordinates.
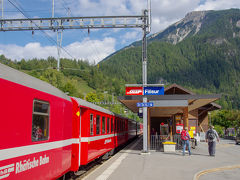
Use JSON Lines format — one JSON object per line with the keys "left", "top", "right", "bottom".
{"left": 189, "top": 131, "right": 194, "bottom": 138}
{"left": 190, "top": 126, "right": 196, "bottom": 130}
{"left": 175, "top": 115, "right": 181, "bottom": 121}
{"left": 76, "top": 111, "right": 80, "bottom": 117}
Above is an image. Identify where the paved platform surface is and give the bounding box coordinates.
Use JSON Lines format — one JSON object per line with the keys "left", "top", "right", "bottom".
{"left": 81, "top": 137, "right": 240, "bottom": 180}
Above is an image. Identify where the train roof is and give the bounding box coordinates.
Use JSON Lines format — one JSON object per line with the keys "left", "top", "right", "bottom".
{"left": 72, "top": 97, "right": 139, "bottom": 123}
{"left": 0, "top": 63, "right": 71, "bottom": 102}
{"left": 72, "top": 97, "right": 114, "bottom": 116}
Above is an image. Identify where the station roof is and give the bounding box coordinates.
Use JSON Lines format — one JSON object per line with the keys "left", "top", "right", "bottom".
{"left": 164, "top": 83, "right": 195, "bottom": 95}
{"left": 118, "top": 94, "right": 221, "bottom": 114}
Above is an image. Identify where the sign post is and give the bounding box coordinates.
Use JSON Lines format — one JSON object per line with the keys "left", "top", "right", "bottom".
{"left": 142, "top": 9, "right": 148, "bottom": 153}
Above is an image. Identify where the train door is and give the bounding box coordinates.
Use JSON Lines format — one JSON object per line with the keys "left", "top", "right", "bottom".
{"left": 70, "top": 97, "right": 81, "bottom": 171}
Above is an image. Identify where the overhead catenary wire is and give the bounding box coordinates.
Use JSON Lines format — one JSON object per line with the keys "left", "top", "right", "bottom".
{"left": 59, "top": 0, "right": 104, "bottom": 64}
{"left": 7, "top": 0, "right": 76, "bottom": 60}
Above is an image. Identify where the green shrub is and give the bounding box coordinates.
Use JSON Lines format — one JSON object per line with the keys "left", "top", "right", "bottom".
{"left": 214, "top": 125, "right": 224, "bottom": 137}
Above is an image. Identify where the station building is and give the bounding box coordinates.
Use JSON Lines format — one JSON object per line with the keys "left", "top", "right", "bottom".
{"left": 118, "top": 83, "right": 221, "bottom": 150}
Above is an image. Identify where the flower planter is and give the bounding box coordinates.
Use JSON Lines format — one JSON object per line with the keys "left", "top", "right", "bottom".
{"left": 162, "top": 142, "right": 176, "bottom": 152}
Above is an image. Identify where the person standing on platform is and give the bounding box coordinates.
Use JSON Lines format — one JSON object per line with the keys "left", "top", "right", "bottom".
{"left": 205, "top": 125, "right": 220, "bottom": 156}
{"left": 181, "top": 127, "right": 191, "bottom": 156}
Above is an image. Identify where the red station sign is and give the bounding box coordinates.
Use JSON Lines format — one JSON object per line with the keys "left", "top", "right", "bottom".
{"left": 125, "top": 87, "right": 143, "bottom": 95}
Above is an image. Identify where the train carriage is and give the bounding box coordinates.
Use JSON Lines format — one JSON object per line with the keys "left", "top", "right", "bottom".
{"left": 0, "top": 63, "right": 73, "bottom": 180}
{"left": 0, "top": 62, "right": 142, "bottom": 179}
{"left": 71, "top": 97, "right": 116, "bottom": 167}
{"left": 70, "top": 98, "right": 140, "bottom": 169}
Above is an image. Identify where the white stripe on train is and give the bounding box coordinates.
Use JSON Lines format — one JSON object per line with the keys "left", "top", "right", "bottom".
{"left": 0, "top": 139, "right": 79, "bottom": 161}
{"left": 0, "top": 131, "right": 136, "bottom": 161}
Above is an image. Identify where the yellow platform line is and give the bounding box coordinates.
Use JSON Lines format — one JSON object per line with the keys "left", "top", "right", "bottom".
{"left": 193, "top": 165, "right": 240, "bottom": 180}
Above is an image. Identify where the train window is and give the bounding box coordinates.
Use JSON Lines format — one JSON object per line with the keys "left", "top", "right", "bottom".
{"left": 123, "top": 120, "right": 125, "bottom": 131}
{"left": 111, "top": 118, "right": 113, "bottom": 133}
{"left": 121, "top": 120, "right": 123, "bottom": 132}
{"left": 122, "top": 120, "right": 124, "bottom": 132}
{"left": 32, "top": 100, "right": 49, "bottom": 141}
{"left": 117, "top": 119, "right": 119, "bottom": 132}
{"left": 90, "top": 114, "right": 94, "bottom": 136}
{"left": 115, "top": 119, "right": 117, "bottom": 132}
{"left": 96, "top": 115, "right": 100, "bottom": 135}
{"left": 102, "top": 117, "right": 105, "bottom": 134}
{"left": 107, "top": 118, "right": 110, "bottom": 134}
{"left": 120, "top": 120, "right": 122, "bottom": 132}
{"left": 119, "top": 119, "right": 121, "bottom": 132}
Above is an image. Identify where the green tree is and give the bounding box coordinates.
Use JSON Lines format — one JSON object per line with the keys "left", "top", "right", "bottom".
{"left": 85, "top": 92, "right": 99, "bottom": 103}
{"left": 212, "top": 110, "right": 233, "bottom": 134}
{"left": 62, "top": 80, "right": 77, "bottom": 96}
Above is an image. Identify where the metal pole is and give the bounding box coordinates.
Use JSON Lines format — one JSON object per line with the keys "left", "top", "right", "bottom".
{"left": 1, "top": 0, "right": 3, "bottom": 19}
{"left": 52, "top": 0, "right": 54, "bottom": 18}
{"left": 57, "top": 30, "right": 62, "bottom": 71}
{"left": 142, "top": 9, "right": 148, "bottom": 153}
{"left": 147, "top": 0, "right": 151, "bottom": 33}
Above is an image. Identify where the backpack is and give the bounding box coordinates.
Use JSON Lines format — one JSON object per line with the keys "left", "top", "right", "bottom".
{"left": 208, "top": 129, "right": 215, "bottom": 140}
{"left": 181, "top": 130, "right": 189, "bottom": 141}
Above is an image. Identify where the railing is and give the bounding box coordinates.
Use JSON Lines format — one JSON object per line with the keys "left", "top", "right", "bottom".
{"left": 150, "top": 135, "right": 161, "bottom": 150}
{"left": 173, "top": 134, "right": 182, "bottom": 149}
{"left": 150, "top": 134, "right": 183, "bottom": 150}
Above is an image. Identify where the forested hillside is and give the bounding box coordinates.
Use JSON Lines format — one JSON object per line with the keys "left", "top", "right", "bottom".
{"left": 0, "top": 55, "right": 141, "bottom": 121}
{"left": 100, "top": 9, "right": 240, "bottom": 109}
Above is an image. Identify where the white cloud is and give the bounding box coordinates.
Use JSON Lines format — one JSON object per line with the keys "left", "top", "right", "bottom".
{"left": 195, "top": 0, "right": 240, "bottom": 11}
{"left": 64, "top": 0, "right": 131, "bottom": 16}
{"left": 149, "top": 0, "right": 200, "bottom": 33}
{"left": 122, "top": 30, "right": 141, "bottom": 40}
{"left": 129, "top": 0, "right": 240, "bottom": 33}
{"left": 62, "top": 37, "right": 116, "bottom": 63}
{"left": 0, "top": 37, "right": 116, "bottom": 63}
{"left": 0, "top": 43, "right": 56, "bottom": 60}
{"left": 63, "top": 0, "right": 201, "bottom": 33}
{"left": 2, "top": 0, "right": 240, "bottom": 62}
{"left": 120, "top": 30, "right": 141, "bottom": 44}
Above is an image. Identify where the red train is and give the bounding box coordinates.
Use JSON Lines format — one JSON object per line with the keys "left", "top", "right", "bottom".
{"left": 0, "top": 63, "right": 142, "bottom": 180}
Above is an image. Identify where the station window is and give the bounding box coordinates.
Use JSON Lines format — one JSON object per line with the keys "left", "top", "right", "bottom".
{"left": 90, "top": 114, "right": 94, "bottom": 136}
{"left": 111, "top": 118, "right": 114, "bottom": 133}
{"left": 107, "top": 118, "right": 110, "bottom": 134}
{"left": 96, "top": 115, "right": 100, "bottom": 135}
{"left": 32, "top": 100, "right": 49, "bottom": 141}
{"left": 102, "top": 117, "right": 105, "bottom": 134}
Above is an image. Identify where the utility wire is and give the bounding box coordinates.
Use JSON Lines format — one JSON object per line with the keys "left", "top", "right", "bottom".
{"left": 7, "top": 0, "right": 76, "bottom": 60}
{"left": 60, "top": 0, "right": 103, "bottom": 64}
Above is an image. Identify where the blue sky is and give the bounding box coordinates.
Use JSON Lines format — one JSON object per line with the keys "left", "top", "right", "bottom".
{"left": 1, "top": 0, "right": 240, "bottom": 63}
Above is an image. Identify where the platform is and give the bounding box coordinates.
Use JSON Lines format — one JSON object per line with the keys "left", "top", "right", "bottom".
{"left": 81, "top": 137, "right": 240, "bottom": 180}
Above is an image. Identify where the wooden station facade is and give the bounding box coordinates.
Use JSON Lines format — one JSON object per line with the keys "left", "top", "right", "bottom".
{"left": 118, "top": 84, "right": 221, "bottom": 146}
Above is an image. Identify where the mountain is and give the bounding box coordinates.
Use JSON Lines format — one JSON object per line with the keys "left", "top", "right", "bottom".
{"left": 148, "top": 11, "right": 207, "bottom": 44}
{"left": 99, "top": 9, "right": 240, "bottom": 109}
